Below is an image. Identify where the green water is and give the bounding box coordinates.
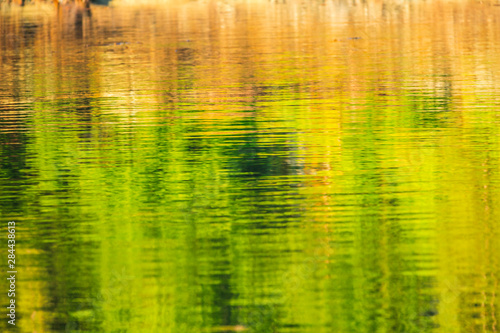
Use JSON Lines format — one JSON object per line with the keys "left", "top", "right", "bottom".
{"left": 1, "top": 0, "right": 500, "bottom": 332}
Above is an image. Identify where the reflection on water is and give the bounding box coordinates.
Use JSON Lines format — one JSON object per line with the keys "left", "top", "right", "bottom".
{"left": 1, "top": 0, "right": 500, "bottom": 332}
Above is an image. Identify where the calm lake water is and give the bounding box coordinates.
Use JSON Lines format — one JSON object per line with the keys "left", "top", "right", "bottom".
{"left": 1, "top": 0, "right": 500, "bottom": 332}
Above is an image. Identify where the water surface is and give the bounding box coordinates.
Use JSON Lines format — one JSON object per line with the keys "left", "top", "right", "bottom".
{"left": 1, "top": 0, "right": 500, "bottom": 332}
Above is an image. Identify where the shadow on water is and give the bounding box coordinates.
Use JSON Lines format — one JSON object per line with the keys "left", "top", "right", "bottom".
{"left": 90, "top": 0, "right": 111, "bottom": 5}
